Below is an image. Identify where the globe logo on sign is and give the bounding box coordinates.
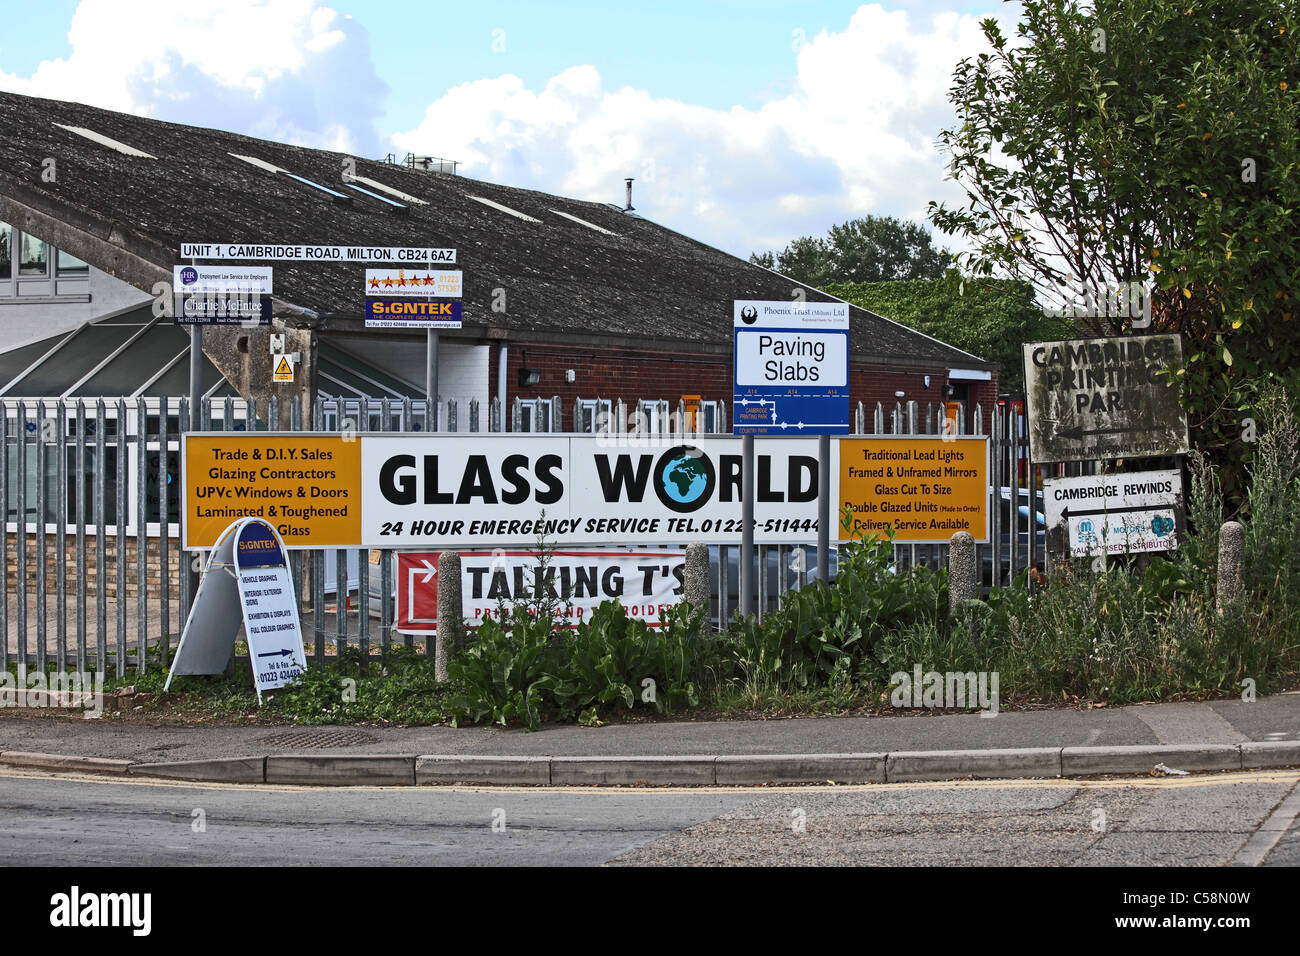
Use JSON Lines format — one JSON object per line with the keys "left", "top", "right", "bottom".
{"left": 179, "top": 267, "right": 199, "bottom": 286}
{"left": 653, "top": 446, "right": 716, "bottom": 513}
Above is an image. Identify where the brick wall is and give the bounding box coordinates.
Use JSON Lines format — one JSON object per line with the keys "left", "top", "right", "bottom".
{"left": 492, "top": 340, "right": 999, "bottom": 432}
{"left": 4, "top": 533, "right": 182, "bottom": 600}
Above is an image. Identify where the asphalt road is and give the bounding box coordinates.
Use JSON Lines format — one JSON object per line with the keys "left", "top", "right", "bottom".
{"left": 2, "top": 767, "right": 1297, "bottom": 867}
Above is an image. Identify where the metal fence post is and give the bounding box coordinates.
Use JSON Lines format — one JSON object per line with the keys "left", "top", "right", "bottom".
{"left": 55, "top": 399, "right": 67, "bottom": 673}
{"left": 158, "top": 396, "right": 170, "bottom": 663}
{"left": 135, "top": 400, "right": 148, "bottom": 673}
{"left": 0, "top": 408, "right": 8, "bottom": 673}
{"left": 115, "top": 398, "right": 127, "bottom": 678}
{"left": 95, "top": 399, "right": 106, "bottom": 674}
{"left": 35, "top": 400, "right": 47, "bottom": 673}
{"left": 15, "top": 401, "right": 27, "bottom": 675}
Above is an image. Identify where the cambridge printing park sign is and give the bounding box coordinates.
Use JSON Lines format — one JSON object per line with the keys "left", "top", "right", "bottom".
{"left": 1022, "top": 333, "right": 1190, "bottom": 464}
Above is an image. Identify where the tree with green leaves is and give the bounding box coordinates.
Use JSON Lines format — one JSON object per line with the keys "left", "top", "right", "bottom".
{"left": 927, "top": 0, "right": 1298, "bottom": 501}
{"left": 825, "top": 276, "right": 1071, "bottom": 393}
{"left": 750, "top": 215, "right": 952, "bottom": 286}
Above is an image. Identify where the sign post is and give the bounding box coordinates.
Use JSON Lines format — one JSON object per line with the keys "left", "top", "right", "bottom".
{"left": 733, "top": 299, "right": 851, "bottom": 601}
{"left": 732, "top": 300, "right": 850, "bottom": 435}
{"left": 1023, "top": 333, "right": 1190, "bottom": 570}
{"left": 166, "top": 517, "right": 307, "bottom": 703}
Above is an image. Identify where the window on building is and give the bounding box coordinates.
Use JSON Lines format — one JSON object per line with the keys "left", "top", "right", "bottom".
{"left": 578, "top": 398, "right": 612, "bottom": 433}
{"left": 634, "top": 400, "right": 669, "bottom": 434}
{"left": 56, "top": 250, "right": 89, "bottom": 275}
{"left": 696, "top": 400, "right": 721, "bottom": 434}
{"left": 19, "top": 233, "right": 48, "bottom": 276}
{"left": 516, "top": 399, "right": 551, "bottom": 432}
{"left": 0, "top": 221, "right": 90, "bottom": 299}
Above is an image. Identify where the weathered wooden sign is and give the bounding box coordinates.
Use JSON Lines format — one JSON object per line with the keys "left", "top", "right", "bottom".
{"left": 1022, "top": 333, "right": 1189, "bottom": 464}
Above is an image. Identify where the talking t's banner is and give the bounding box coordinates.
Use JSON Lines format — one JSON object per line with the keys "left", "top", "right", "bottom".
{"left": 396, "top": 549, "right": 686, "bottom": 633}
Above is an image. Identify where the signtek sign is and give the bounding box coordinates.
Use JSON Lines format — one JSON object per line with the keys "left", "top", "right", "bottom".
{"left": 166, "top": 518, "right": 308, "bottom": 703}
{"left": 365, "top": 300, "right": 463, "bottom": 329}
{"left": 180, "top": 243, "right": 455, "bottom": 263}
{"left": 395, "top": 549, "right": 685, "bottom": 634}
{"left": 1043, "top": 468, "right": 1183, "bottom": 558}
{"left": 733, "top": 300, "right": 850, "bottom": 435}
{"left": 183, "top": 434, "right": 832, "bottom": 549}
{"left": 1022, "top": 333, "right": 1190, "bottom": 463}
{"left": 838, "top": 437, "right": 990, "bottom": 543}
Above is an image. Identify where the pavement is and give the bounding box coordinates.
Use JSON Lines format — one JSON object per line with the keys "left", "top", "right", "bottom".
{"left": 3, "top": 690, "right": 1300, "bottom": 786}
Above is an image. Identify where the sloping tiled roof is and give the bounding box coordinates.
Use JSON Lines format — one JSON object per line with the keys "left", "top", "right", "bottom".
{"left": 0, "top": 90, "right": 992, "bottom": 369}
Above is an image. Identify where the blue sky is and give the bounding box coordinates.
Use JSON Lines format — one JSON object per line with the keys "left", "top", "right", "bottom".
{"left": 0, "top": 0, "right": 1011, "bottom": 256}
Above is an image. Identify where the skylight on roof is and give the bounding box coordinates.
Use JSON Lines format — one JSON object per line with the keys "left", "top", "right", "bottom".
{"left": 284, "top": 172, "right": 350, "bottom": 201}
{"left": 345, "top": 174, "right": 428, "bottom": 206}
{"left": 343, "top": 182, "right": 406, "bottom": 210}
{"left": 229, "top": 153, "right": 351, "bottom": 204}
{"left": 466, "top": 194, "right": 541, "bottom": 223}
{"left": 53, "top": 124, "right": 156, "bottom": 159}
{"left": 549, "top": 209, "right": 616, "bottom": 236}
{"left": 229, "top": 153, "right": 286, "bottom": 174}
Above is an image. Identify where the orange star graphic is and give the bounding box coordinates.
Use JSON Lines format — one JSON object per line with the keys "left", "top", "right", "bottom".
{"left": 422, "top": 275, "right": 435, "bottom": 286}
{"left": 382, "top": 277, "right": 395, "bottom": 288}
{"left": 368, "top": 278, "right": 380, "bottom": 289}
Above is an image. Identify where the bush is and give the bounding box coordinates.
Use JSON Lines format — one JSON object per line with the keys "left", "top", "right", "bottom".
{"left": 447, "top": 601, "right": 712, "bottom": 730}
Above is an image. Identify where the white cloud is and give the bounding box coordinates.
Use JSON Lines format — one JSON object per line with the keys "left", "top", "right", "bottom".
{"left": 0, "top": 0, "right": 385, "bottom": 154}
{"left": 393, "top": 4, "right": 1005, "bottom": 258}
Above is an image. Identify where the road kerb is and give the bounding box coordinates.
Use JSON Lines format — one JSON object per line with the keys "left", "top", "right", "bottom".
{"left": 1239, "top": 740, "right": 1300, "bottom": 770}
{"left": 128, "top": 756, "right": 267, "bottom": 784}
{"left": 1061, "top": 744, "right": 1241, "bottom": 776}
{"left": 0, "top": 750, "right": 131, "bottom": 775}
{"left": 265, "top": 754, "right": 416, "bottom": 786}
{"left": 417, "top": 755, "right": 551, "bottom": 786}
{"left": 886, "top": 748, "right": 1062, "bottom": 783}
{"left": 715, "top": 753, "right": 887, "bottom": 785}
{"left": 6, "top": 743, "right": 1298, "bottom": 787}
{"left": 550, "top": 756, "right": 716, "bottom": 787}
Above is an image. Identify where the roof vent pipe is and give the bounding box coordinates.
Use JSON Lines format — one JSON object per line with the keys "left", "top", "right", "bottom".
{"left": 624, "top": 178, "right": 635, "bottom": 212}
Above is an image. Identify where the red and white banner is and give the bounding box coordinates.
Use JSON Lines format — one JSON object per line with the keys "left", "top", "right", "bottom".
{"left": 395, "top": 549, "right": 686, "bottom": 634}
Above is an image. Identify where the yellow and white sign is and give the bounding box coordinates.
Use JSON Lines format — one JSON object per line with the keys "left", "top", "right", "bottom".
{"left": 839, "top": 437, "right": 989, "bottom": 543}
{"left": 272, "top": 355, "right": 294, "bottom": 382}
{"left": 184, "top": 435, "right": 362, "bottom": 548}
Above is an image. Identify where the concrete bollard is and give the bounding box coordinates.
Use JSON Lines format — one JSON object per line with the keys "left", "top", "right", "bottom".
{"left": 948, "top": 531, "right": 978, "bottom": 617}
{"left": 684, "top": 542, "right": 710, "bottom": 619}
{"left": 436, "top": 550, "right": 464, "bottom": 681}
{"left": 1217, "top": 520, "right": 1245, "bottom": 610}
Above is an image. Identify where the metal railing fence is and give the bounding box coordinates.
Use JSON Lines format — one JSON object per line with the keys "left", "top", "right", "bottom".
{"left": 2, "top": 393, "right": 1031, "bottom": 672}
